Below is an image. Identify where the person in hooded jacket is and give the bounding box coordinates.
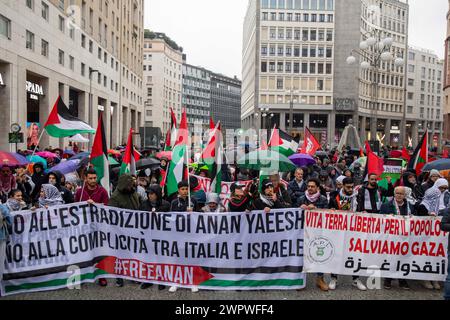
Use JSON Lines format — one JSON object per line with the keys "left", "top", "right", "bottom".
{"left": 31, "top": 163, "right": 46, "bottom": 202}
{"left": 139, "top": 184, "right": 170, "bottom": 213}
{"left": 400, "top": 171, "right": 424, "bottom": 201}
{"left": 139, "top": 184, "right": 170, "bottom": 291}
{"left": 46, "top": 171, "right": 74, "bottom": 204}
{"left": 108, "top": 174, "right": 141, "bottom": 288}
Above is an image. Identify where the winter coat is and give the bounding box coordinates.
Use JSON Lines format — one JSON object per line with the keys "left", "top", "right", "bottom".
{"left": 108, "top": 174, "right": 141, "bottom": 210}
{"left": 139, "top": 185, "right": 170, "bottom": 213}
{"left": 288, "top": 179, "right": 307, "bottom": 206}
{"left": 379, "top": 199, "right": 416, "bottom": 216}
{"left": 170, "top": 196, "right": 198, "bottom": 212}
{"left": 356, "top": 182, "right": 394, "bottom": 213}
{"left": 274, "top": 184, "right": 292, "bottom": 207}
{"left": 298, "top": 194, "right": 329, "bottom": 209}
{"left": 228, "top": 194, "right": 252, "bottom": 212}
{"left": 252, "top": 196, "right": 286, "bottom": 210}
{"left": 48, "top": 171, "right": 74, "bottom": 204}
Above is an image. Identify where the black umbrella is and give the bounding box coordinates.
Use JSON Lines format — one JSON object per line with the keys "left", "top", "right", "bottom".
{"left": 111, "top": 157, "right": 161, "bottom": 175}
{"left": 422, "top": 159, "right": 450, "bottom": 172}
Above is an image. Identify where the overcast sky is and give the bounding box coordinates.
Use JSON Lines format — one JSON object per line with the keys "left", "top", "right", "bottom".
{"left": 144, "top": 0, "right": 447, "bottom": 79}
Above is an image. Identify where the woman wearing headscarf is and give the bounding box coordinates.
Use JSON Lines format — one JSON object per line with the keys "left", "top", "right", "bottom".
{"left": 416, "top": 178, "right": 450, "bottom": 217}
{"left": 0, "top": 165, "right": 16, "bottom": 203}
{"left": 415, "top": 178, "right": 448, "bottom": 291}
{"left": 6, "top": 189, "right": 28, "bottom": 212}
{"left": 35, "top": 184, "right": 64, "bottom": 209}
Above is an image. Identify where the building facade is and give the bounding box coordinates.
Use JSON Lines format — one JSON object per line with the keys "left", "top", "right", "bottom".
{"left": 406, "top": 47, "right": 444, "bottom": 150}
{"left": 242, "top": 0, "right": 335, "bottom": 145}
{"left": 143, "top": 31, "right": 183, "bottom": 136}
{"left": 182, "top": 64, "right": 211, "bottom": 133}
{"left": 242, "top": 0, "right": 410, "bottom": 147}
{"left": 210, "top": 73, "right": 242, "bottom": 130}
{"left": 0, "top": 0, "right": 144, "bottom": 151}
{"left": 444, "top": 0, "right": 450, "bottom": 143}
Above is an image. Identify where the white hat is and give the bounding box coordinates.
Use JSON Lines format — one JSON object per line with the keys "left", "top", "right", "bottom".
{"left": 206, "top": 193, "right": 220, "bottom": 204}
{"left": 336, "top": 176, "right": 346, "bottom": 184}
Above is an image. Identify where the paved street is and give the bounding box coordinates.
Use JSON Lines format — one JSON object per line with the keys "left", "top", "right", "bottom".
{"left": 1, "top": 275, "right": 444, "bottom": 300}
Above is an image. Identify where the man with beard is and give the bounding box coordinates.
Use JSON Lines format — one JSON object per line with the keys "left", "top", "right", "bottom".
{"left": 356, "top": 173, "right": 394, "bottom": 213}
{"left": 298, "top": 178, "right": 329, "bottom": 291}
{"left": 328, "top": 178, "right": 367, "bottom": 291}
{"left": 108, "top": 173, "right": 141, "bottom": 288}
{"left": 75, "top": 169, "right": 109, "bottom": 205}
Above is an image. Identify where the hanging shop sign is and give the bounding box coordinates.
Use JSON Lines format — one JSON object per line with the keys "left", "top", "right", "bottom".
{"left": 0, "top": 72, "right": 4, "bottom": 86}
{"left": 26, "top": 81, "right": 44, "bottom": 100}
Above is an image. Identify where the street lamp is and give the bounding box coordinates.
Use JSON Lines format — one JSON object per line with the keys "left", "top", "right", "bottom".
{"left": 259, "top": 107, "right": 270, "bottom": 129}
{"left": 346, "top": 29, "right": 404, "bottom": 144}
{"left": 285, "top": 89, "right": 299, "bottom": 134}
{"left": 89, "top": 69, "right": 99, "bottom": 149}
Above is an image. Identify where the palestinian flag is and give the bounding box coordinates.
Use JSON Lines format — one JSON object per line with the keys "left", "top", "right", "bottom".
{"left": 90, "top": 112, "right": 110, "bottom": 195}
{"left": 167, "top": 108, "right": 178, "bottom": 151}
{"left": 44, "top": 96, "right": 95, "bottom": 138}
{"left": 401, "top": 147, "right": 411, "bottom": 161}
{"left": 120, "top": 128, "right": 141, "bottom": 176}
{"left": 202, "top": 122, "right": 223, "bottom": 194}
{"left": 268, "top": 126, "right": 298, "bottom": 157}
{"left": 166, "top": 109, "right": 188, "bottom": 196}
{"left": 408, "top": 130, "right": 428, "bottom": 175}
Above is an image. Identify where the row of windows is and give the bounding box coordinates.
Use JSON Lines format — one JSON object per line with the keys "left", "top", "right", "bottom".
{"left": 262, "top": 12, "right": 333, "bottom": 23}
{"left": 265, "top": 27, "right": 333, "bottom": 42}
{"left": 262, "top": 45, "right": 333, "bottom": 58}
{"left": 360, "top": 99, "right": 403, "bottom": 114}
{"left": 260, "top": 94, "right": 333, "bottom": 105}
{"left": 261, "top": 61, "right": 332, "bottom": 74}
{"left": 261, "top": 0, "right": 334, "bottom": 11}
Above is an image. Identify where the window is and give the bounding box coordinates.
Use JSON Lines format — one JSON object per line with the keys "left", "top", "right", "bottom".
{"left": 277, "top": 78, "right": 283, "bottom": 89}
{"left": 317, "top": 79, "right": 324, "bottom": 90}
{"left": 26, "top": 30, "right": 35, "bottom": 50}
{"left": 59, "top": 16, "right": 65, "bottom": 33}
{"left": 326, "top": 30, "right": 333, "bottom": 41}
{"left": 81, "top": 63, "right": 85, "bottom": 76}
{"left": 0, "top": 14, "right": 11, "bottom": 39}
{"left": 261, "top": 61, "right": 267, "bottom": 72}
{"left": 41, "top": 39, "right": 48, "bottom": 57}
{"left": 408, "top": 52, "right": 415, "bottom": 60}
{"left": 58, "top": 49, "right": 64, "bottom": 66}
{"left": 310, "top": 63, "right": 316, "bottom": 74}
{"left": 408, "top": 92, "right": 414, "bottom": 100}
{"left": 89, "top": 40, "right": 93, "bottom": 53}
{"left": 69, "top": 56, "right": 74, "bottom": 70}
{"left": 408, "top": 78, "right": 414, "bottom": 86}
{"left": 408, "top": 64, "right": 415, "bottom": 73}
{"left": 26, "top": 0, "right": 34, "bottom": 10}
{"left": 41, "top": 2, "right": 49, "bottom": 20}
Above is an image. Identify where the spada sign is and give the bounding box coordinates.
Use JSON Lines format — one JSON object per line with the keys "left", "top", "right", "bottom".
{"left": 26, "top": 81, "right": 44, "bottom": 100}
{"left": 0, "top": 72, "right": 4, "bottom": 86}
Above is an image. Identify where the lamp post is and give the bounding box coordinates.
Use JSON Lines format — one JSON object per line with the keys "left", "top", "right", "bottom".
{"left": 346, "top": 29, "right": 405, "bottom": 145}
{"left": 285, "top": 89, "right": 299, "bottom": 134}
{"left": 89, "top": 69, "right": 99, "bottom": 149}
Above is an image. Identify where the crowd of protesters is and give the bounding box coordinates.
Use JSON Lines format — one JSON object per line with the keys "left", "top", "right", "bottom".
{"left": 0, "top": 144, "right": 449, "bottom": 300}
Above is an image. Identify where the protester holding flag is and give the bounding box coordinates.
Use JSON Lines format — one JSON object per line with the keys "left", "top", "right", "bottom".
{"left": 356, "top": 174, "right": 394, "bottom": 213}
{"left": 269, "top": 173, "right": 292, "bottom": 207}
{"left": 228, "top": 182, "right": 252, "bottom": 212}
{"left": 288, "top": 168, "right": 307, "bottom": 206}
{"left": 75, "top": 169, "right": 109, "bottom": 205}
{"left": 252, "top": 180, "right": 286, "bottom": 212}
{"left": 328, "top": 177, "right": 366, "bottom": 291}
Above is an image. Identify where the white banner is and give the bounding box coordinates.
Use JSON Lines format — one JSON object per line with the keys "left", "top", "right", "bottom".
{"left": 1, "top": 203, "right": 305, "bottom": 296}
{"left": 304, "top": 210, "right": 449, "bottom": 281}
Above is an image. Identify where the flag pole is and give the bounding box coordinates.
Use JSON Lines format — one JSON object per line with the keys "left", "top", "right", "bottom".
{"left": 30, "top": 129, "right": 46, "bottom": 158}
{"left": 186, "top": 141, "right": 192, "bottom": 210}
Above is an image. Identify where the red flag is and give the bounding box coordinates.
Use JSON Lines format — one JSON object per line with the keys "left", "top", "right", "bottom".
{"left": 365, "top": 141, "right": 372, "bottom": 154}
{"left": 300, "top": 127, "right": 321, "bottom": 156}
{"left": 401, "top": 147, "right": 411, "bottom": 161}
{"left": 366, "top": 149, "right": 384, "bottom": 180}
{"left": 209, "top": 117, "right": 215, "bottom": 130}
{"left": 443, "top": 149, "right": 449, "bottom": 159}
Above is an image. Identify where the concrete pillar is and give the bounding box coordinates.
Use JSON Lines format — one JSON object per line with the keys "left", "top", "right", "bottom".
{"left": 122, "top": 106, "right": 130, "bottom": 145}
{"left": 104, "top": 98, "right": 111, "bottom": 149}
{"left": 111, "top": 103, "right": 120, "bottom": 148}
{"left": 79, "top": 91, "right": 89, "bottom": 124}
{"left": 411, "top": 121, "right": 419, "bottom": 148}
{"left": 370, "top": 116, "right": 377, "bottom": 142}
{"left": 385, "top": 118, "right": 391, "bottom": 147}
{"left": 328, "top": 112, "right": 335, "bottom": 147}
{"left": 359, "top": 116, "right": 366, "bottom": 142}
{"left": 0, "top": 63, "right": 13, "bottom": 151}
{"left": 16, "top": 65, "right": 28, "bottom": 151}
{"left": 304, "top": 112, "right": 310, "bottom": 131}
{"left": 280, "top": 112, "right": 286, "bottom": 131}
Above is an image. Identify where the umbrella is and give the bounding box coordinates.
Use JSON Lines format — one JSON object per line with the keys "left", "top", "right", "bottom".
{"left": 237, "top": 150, "right": 296, "bottom": 172}
{"left": 26, "top": 155, "right": 48, "bottom": 170}
{"left": 49, "top": 159, "right": 81, "bottom": 175}
{"left": 422, "top": 159, "right": 450, "bottom": 172}
{"left": 350, "top": 157, "right": 367, "bottom": 170}
{"left": 69, "top": 152, "right": 90, "bottom": 160}
{"left": 64, "top": 149, "right": 75, "bottom": 156}
{"left": 136, "top": 158, "right": 161, "bottom": 170}
{"left": 108, "top": 149, "right": 121, "bottom": 156}
{"left": 69, "top": 134, "right": 90, "bottom": 143}
{"left": 37, "top": 151, "right": 59, "bottom": 159}
{"left": 288, "top": 153, "right": 315, "bottom": 167}
{"left": 156, "top": 151, "right": 172, "bottom": 160}
{"left": 0, "top": 151, "right": 29, "bottom": 166}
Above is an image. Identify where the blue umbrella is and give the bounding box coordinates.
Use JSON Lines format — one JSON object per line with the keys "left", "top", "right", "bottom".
{"left": 26, "top": 155, "right": 48, "bottom": 169}
{"left": 64, "top": 149, "right": 75, "bottom": 156}
{"left": 69, "top": 152, "right": 90, "bottom": 160}
{"left": 49, "top": 159, "right": 81, "bottom": 175}
{"left": 288, "top": 153, "right": 316, "bottom": 167}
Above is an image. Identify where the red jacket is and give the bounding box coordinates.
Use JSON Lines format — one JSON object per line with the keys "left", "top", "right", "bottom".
{"left": 75, "top": 185, "right": 109, "bottom": 205}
